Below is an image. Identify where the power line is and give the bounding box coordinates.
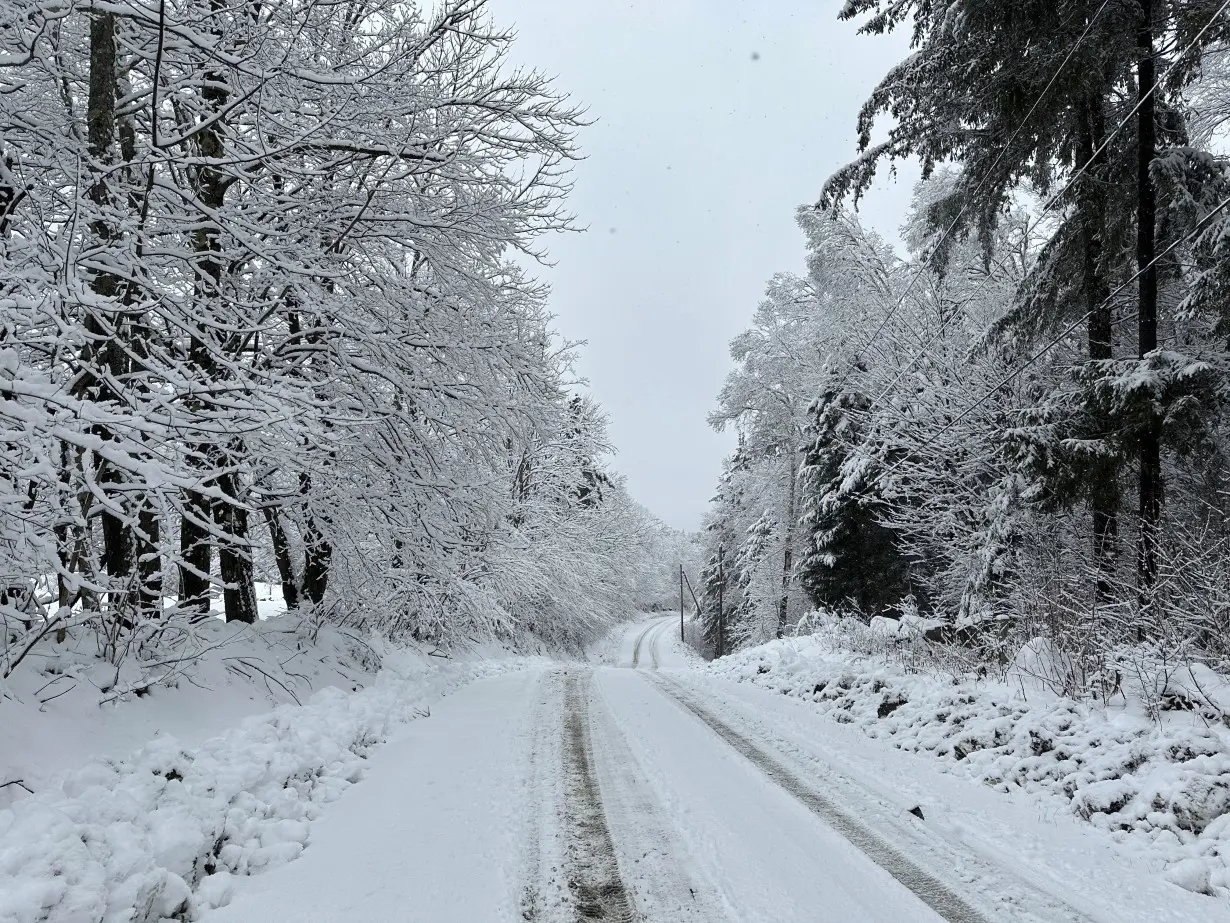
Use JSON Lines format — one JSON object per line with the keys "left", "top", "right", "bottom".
{"left": 871, "top": 190, "right": 1230, "bottom": 488}
{"left": 825, "top": 0, "right": 1115, "bottom": 396}
{"left": 848, "top": 0, "right": 1230, "bottom": 419}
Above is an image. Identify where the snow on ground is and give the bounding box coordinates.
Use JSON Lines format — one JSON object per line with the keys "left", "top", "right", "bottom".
{"left": 0, "top": 619, "right": 540, "bottom": 923}
{"left": 197, "top": 624, "right": 953, "bottom": 923}
{"left": 200, "top": 667, "right": 551, "bottom": 923}
{"left": 10, "top": 611, "right": 1229, "bottom": 923}
{"left": 1, "top": 612, "right": 379, "bottom": 804}
{"left": 707, "top": 626, "right": 1230, "bottom": 900}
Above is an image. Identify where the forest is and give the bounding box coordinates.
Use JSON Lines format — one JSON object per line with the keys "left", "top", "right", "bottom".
{"left": 699, "top": 0, "right": 1230, "bottom": 693}
{"left": 5, "top": 1, "right": 1230, "bottom": 915}
{"left": 0, "top": 0, "right": 685, "bottom": 687}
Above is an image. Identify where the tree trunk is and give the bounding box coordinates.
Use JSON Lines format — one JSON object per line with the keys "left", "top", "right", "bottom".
{"left": 777, "top": 446, "right": 798, "bottom": 638}
{"left": 302, "top": 524, "right": 332, "bottom": 606}
{"left": 296, "top": 306, "right": 336, "bottom": 609}
{"left": 55, "top": 440, "right": 74, "bottom": 610}
{"left": 263, "top": 506, "right": 301, "bottom": 611}
{"left": 218, "top": 466, "right": 258, "bottom": 623}
{"left": 1078, "top": 95, "right": 1120, "bottom": 603}
{"left": 179, "top": 485, "right": 213, "bottom": 613}
{"left": 1136, "top": 0, "right": 1162, "bottom": 602}
{"left": 85, "top": 10, "right": 141, "bottom": 621}
{"left": 300, "top": 473, "right": 331, "bottom": 606}
{"left": 180, "top": 3, "right": 260, "bottom": 618}
{"left": 0, "top": 146, "right": 16, "bottom": 235}
{"left": 137, "top": 502, "right": 162, "bottom": 614}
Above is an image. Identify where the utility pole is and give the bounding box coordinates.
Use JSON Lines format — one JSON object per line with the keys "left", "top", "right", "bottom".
{"left": 717, "top": 544, "right": 725, "bottom": 659}
{"left": 680, "top": 569, "right": 703, "bottom": 653}
{"left": 679, "top": 564, "right": 685, "bottom": 642}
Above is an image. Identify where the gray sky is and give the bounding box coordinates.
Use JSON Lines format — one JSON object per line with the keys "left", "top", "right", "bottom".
{"left": 496, "top": 0, "right": 920, "bottom": 531}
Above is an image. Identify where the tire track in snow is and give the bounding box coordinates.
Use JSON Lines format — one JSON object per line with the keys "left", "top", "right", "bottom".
{"left": 631, "top": 617, "right": 673, "bottom": 670}
{"left": 648, "top": 619, "right": 668, "bottom": 670}
{"left": 649, "top": 674, "right": 997, "bottom": 923}
{"left": 519, "top": 670, "right": 570, "bottom": 922}
{"left": 630, "top": 621, "right": 658, "bottom": 668}
{"left": 587, "top": 676, "right": 728, "bottom": 923}
{"left": 561, "top": 670, "right": 637, "bottom": 922}
{"left": 652, "top": 675, "right": 1098, "bottom": 923}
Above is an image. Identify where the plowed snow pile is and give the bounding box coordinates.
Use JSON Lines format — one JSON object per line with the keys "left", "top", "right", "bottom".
{"left": 709, "top": 627, "right": 1230, "bottom": 899}
{"left": 0, "top": 647, "right": 525, "bottom": 923}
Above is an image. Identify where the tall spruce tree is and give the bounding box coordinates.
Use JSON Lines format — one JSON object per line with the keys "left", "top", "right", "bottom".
{"left": 797, "top": 385, "right": 917, "bottom": 616}
{"left": 824, "top": 0, "right": 1230, "bottom": 605}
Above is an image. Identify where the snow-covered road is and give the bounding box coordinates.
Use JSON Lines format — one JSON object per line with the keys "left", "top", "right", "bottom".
{"left": 200, "top": 618, "right": 1230, "bottom": 922}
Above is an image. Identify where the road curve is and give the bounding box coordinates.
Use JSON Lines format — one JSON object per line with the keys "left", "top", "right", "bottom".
{"left": 630, "top": 616, "right": 675, "bottom": 668}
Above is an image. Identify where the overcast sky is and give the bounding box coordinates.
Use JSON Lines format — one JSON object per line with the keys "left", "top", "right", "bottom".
{"left": 494, "top": 0, "right": 920, "bottom": 531}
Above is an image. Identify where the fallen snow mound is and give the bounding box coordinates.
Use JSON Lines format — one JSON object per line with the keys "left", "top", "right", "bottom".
{"left": 0, "top": 651, "right": 521, "bottom": 923}
{"left": 710, "top": 634, "right": 1230, "bottom": 899}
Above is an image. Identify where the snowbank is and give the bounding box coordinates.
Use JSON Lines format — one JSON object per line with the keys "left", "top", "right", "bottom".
{"left": 709, "top": 633, "right": 1230, "bottom": 899}
{"left": 1, "top": 615, "right": 383, "bottom": 802}
{"left": 0, "top": 648, "right": 525, "bottom": 923}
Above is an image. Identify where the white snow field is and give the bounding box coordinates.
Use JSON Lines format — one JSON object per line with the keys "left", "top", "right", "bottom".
{"left": 5, "top": 617, "right": 1230, "bottom": 922}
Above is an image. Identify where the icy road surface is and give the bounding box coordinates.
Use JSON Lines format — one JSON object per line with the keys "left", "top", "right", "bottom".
{"left": 203, "top": 617, "right": 1230, "bottom": 922}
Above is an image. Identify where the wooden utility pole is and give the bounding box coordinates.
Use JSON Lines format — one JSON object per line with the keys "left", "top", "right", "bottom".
{"left": 680, "top": 569, "right": 703, "bottom": 652}
{"left": 680, "top": 564, "right": 685, "bottom": 642}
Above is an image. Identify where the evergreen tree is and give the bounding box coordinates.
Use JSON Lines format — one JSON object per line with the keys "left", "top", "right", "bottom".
{"left": 825, "top": 0, "right": 1230, "bottom": 605}
{"left": 797, "top": 386, "right": 917, "bottom": 616}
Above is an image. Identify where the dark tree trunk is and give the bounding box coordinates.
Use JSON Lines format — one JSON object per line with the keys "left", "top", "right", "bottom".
{"left": 137, "top": 502, "right": 162, "bottom": 614}
{"left": 263, "top": 506, "right": 301, "bottom": 611}
{"left": 218, "top": 467, "right": 258, "bottom": 623}
{"left": 179, "top": 485, "right": 213, "bottom": 613}
{"left": 302, "top": 525, "right": 331, "bottom": 607}
{"left": 295, "top": 305, "right": 336, "bottom": 609}
{"left": 86, "top": 12, "right": 117, "bottom": 259}
{"left": 1136, "top": 0, "right": 1162, "bottom": 601}
{"left": 1078, "top": 95, "right": 1120, "bottom": 602}
{"left": 126, "top": 272, "right": 161, "bottom": 616}
{"left": 299, "top": 473, "right": 331, "bottom": 606}
{"left": 178, "top": 133, "right": 224, "bottom": 616}
{"left": 85, "top": 11, "right": 142, "bottom": 621}
{"left": 0, "top": 147, "right": 17, "bottom": 235}
{"left": 55, "top": 441, "right": 74, "bottom": 610}
{"left": 179, "top": 2, "right": 259, "bottom": 619}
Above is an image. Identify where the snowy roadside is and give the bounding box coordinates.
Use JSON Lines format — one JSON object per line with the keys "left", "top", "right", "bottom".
{"left": 0, "top": 640, "right": 538, "bottom": 923}
{"left": 1, "top": 612, "right": 382, "bottom": 804}
{"left": 708, "top": 631, "right": 1230, "bottom": 900}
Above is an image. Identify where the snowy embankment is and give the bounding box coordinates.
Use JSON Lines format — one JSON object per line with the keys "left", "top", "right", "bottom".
{"left": 709, "top": 630, "right": 1230, "bottom": 899}
{"left": 0, "top": 623, "right": 532, "bottom": 923}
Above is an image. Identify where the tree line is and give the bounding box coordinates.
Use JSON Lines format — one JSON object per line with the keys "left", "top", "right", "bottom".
{"left": 1, "top": 0, "right": 669, "bottom": 681}
{"left": 699, "top": 0, "right": 1230, "bottom": 676}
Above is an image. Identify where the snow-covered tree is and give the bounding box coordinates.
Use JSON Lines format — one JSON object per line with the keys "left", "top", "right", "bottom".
{"left": 1, "top": 0, "right": 663, "bottom": 682}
